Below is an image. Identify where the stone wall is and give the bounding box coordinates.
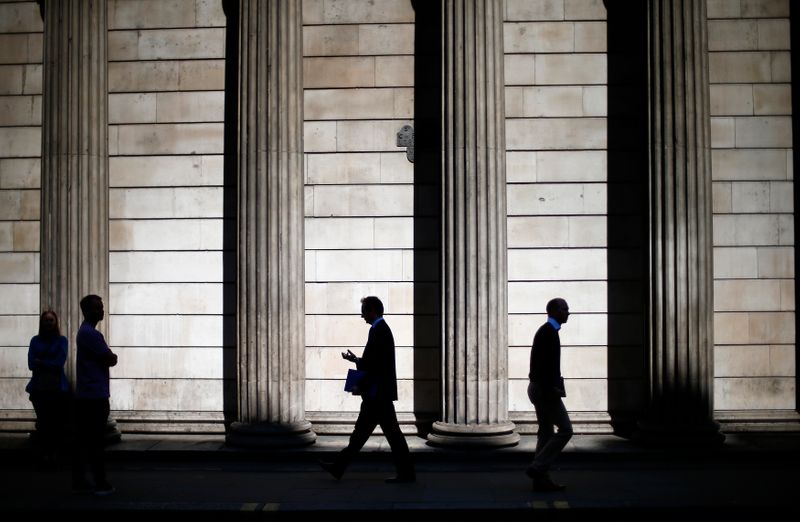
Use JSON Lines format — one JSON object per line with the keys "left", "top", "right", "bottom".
{"left": 503, "top": 0, "right": 614, "bottom": 422}
{"left": 0, "top": 0, "right": 42, "bottom": 417}
{"left": 106, "top": 0, "right": 228, "bottom": 427}
{"left": 708, "top": 0, "right": 796, "bottom": 413}
{"left": 302, "top": 0, "right": 439, "bottom": 426}
{"left": 0, "top": 0, "right": 795, "bottom": 434}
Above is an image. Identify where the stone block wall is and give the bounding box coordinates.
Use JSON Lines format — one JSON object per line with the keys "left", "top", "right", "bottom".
{"left": 0, "top": 0, "right": 42, "bottom": 414}
{"left": 0, "top": 0, "right": 795, "bottom": 433}
{"left": 708, "top": 0, "right": 796, "bottom": 412}
{"left": 107, "top": 0, "right": 228, "bottom": 422}
{"left": 302, "top": 0, "right": 439, "bottom": 423}
{"left": 504, "top": 0, "right": 612, "bottom": 418}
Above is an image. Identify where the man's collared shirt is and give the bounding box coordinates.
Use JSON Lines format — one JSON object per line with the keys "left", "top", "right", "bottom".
{"left": 547, "top": 317, "right": 561, "bottom": 331}
{"left": 371, "top": 316, "right": 385, "bottom": 329}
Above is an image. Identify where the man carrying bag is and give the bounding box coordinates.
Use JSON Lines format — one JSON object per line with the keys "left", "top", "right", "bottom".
{"left": 319, "top": 296, "right": 415, "bottom": 483}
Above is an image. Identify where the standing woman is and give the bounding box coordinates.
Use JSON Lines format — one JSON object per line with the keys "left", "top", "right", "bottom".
{"left": 26, "top": 310, "right": 70, "bottom": 462}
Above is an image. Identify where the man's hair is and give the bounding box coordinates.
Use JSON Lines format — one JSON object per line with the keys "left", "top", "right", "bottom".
{"left": 79, "top": 294, "right": 103, "bottom": 317}
{"left": 546, "top": 298, "right": 565, "bottom": 315}
{"left": 360, "top": 296, "right": 384, "bottom": 316}
{"left": 38, "top": 309, "right": 61, "bottom": 337}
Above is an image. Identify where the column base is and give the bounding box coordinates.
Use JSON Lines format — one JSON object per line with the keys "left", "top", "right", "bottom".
{"left": 427, "top": 421, "right": 520, "bottom": 448}
{"left": 634, "top": 419, "right": 725, "bottom": 447}
{"left": 226, "top": 420, "right": 317, "bottom": 448}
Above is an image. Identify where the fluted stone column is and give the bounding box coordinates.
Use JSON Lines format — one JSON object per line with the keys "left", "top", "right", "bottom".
{"left": 427, "top": 0, "right": 519, "bottom": 448}
{"left": 226, "top": 0, "right": 315, "bottom": 447}
{"left": 39, "top": 0, "right": 118, "bottom": 442}
{"left": 640, "top": 0, "right": 723, "bottom": 445}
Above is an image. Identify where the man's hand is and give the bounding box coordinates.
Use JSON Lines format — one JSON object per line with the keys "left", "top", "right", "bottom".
{"left": 341, "top": 349, "right": 358, "bottom": 363}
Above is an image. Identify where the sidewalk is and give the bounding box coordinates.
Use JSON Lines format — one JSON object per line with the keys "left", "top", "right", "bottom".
{"left": 4, "top": 429, "right": 799, "bottom": 461}
{"left": 1, "top": 432, "right": 799, "bottom": 520}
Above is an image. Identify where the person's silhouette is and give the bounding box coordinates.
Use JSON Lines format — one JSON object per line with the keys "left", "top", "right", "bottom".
{"left": 526, "top": 298, "right": 573, "bottom": 491}
{"left": 319, "top": 296, "right": 416, "bottom": 483}
{"left": 71, "top": 295, "right": 118, "bottom": 495}
{"left": 26, "top": 310, "right": 70, "bottom": 464}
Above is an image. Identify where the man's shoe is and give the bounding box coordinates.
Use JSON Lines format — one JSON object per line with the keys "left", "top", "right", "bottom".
{"left": 532, "top": 474, "right": 566, "bottom": 492}
{"left": 93, "top": 481, "right": 116, "bottom": 496}
{"left": 526, "top": 467, "right": 565, "bottom": 492}
{"left": 385, "top": 474, "right": 416, "bottom": 484}
{"left": 318, "top": 460, "right": 343, "bottom": 480}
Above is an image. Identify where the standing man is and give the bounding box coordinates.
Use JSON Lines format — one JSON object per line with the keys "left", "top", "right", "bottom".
{"left": 319, "top": 296, "right": 415, "bottom": 483}
{"left": 526, "top": 297, "right": 573, "bottom": 491}
{"left": 72, "top": 294, "right": 118, "bottom": 495}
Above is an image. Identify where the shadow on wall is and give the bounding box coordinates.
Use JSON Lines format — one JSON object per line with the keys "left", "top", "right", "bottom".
{"left": 222, "top": 0, "right": 239, "bottom": 425}
{"left": 605, "top": 0, "right": 649, "bottom": 436}
{"left": 411, "top": 0, "right": 442, "bottom": 436}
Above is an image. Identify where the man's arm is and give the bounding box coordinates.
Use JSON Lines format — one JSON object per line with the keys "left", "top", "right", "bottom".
{"left": 530, "top": 324, "right": 558, "bottom": 388}
{"left": 358, "top": 327, "right": 376, "bottom": 372}
{"left": 355, "top": 325, "right": 384, "bottom": 394}
{"left": 84, "top": 330, "right": 118, "bottom": 367}
{"left": 546, "top": 328, "right": 563, "bottom": 394}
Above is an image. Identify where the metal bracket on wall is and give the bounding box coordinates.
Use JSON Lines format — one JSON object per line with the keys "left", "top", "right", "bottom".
{"left": 396, "top": 125, "right": 414, "bottom": 163}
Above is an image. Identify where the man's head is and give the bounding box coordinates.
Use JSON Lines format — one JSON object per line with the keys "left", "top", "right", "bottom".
{"left": 80, "top": 294, "right": 104, "bottom": 324}
{"left": 546, "top": 298, "right": 569, "bottom": 325}
{"left": 360, "top": 296, "right": 384, "bottom": 325}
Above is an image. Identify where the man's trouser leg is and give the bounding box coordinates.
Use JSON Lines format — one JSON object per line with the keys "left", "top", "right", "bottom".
{"left": 377, "top": 400, "right": 414, "bottom": 476}
{"left": 530, "top": 383, "right": 573, "bottom": 472}
{"left": 334, "top": 399, "right": 379, "bottom": 473}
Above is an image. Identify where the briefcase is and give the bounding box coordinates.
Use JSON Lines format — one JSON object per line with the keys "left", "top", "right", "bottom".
{"left": 344, "top": 368, "right": 377, "bottom": 397}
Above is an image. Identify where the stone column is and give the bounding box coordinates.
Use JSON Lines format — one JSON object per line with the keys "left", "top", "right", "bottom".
{"left": 640, "top": 0, "right": 723, "bottom": 445}
{"left": 226, "top": 0, "right": 315, "bottom": 447}
{"left": 39, "top": 0, "right": 118, "bottom": 441}
{"left": 40, "top": 1, "right": 109, "bottom": 379}
{"left": 427, "top": 0, "right": 519, "bottom": 448}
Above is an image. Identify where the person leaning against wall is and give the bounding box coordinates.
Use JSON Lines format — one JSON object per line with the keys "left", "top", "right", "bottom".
{"left": 71, "top": 294, "right": 118, "bottom": 495}
{"left": 26, "top": 309, "right": 70, "bottom": 464}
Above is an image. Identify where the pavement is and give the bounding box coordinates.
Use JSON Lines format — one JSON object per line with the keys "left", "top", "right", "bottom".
{"left": 1, "top": 431, "right": 799, "bottom": 520}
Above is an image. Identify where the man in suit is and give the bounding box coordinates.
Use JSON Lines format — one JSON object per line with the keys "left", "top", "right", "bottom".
{"left": 319, "top": 296, "right": 416, "bottom": 483}
{"left": 526, "top": 297, "right": 573, "bottom": 492}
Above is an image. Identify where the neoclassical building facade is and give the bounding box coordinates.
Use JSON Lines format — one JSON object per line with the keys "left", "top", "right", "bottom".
{"left": 0, "top": 0, "right": 796, "bottom": 445}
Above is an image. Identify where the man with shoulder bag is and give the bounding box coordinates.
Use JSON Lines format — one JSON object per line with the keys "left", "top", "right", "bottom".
{"left": 526, "top": 298, "right": 573, "bottom": 492}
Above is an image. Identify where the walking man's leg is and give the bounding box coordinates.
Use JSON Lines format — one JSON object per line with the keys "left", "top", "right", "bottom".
{"left": 533, "top": 397, "right": 572, "bottom": 471}
{"left": 528, "top": 382, "right": 554, "bottom": 472}
{"left": 378, "top": 401, "right": 414, "bottom": 482}
{"left": 527, "top": 394, "right": 572, "bottom": 491}
{"left": 320, "top": 399, "right": 378, "bottom": 479}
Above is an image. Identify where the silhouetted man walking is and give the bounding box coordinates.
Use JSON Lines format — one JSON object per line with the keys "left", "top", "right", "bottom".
{"left": 320, "top": 296, "right": 415, "bottom": 483}
{"left": 526, "top": 297, "right": 573, "bottom": 491}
